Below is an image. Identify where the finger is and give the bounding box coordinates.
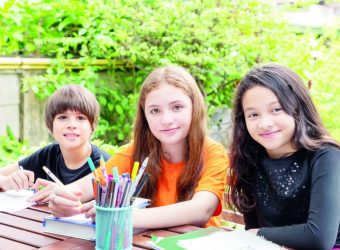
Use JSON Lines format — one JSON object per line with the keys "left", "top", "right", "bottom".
{"left": 50, "top": 193, "right": 81, "bottom": 208}
{"left": 80, "top": 200, "right": 95, "bottom": 213}
{"left": 54, "top": 186, "right": 82, "bottom": 202}
{"left": 29, "top": 190, "right": 51, "bottom": 203}
{"left": 33, "top": 181, "right": 55, "bottom": 197}
{"left": 8, "top": 177, "right": 19, "bottom": 191}
{"left": 33, "top": 178, "right": 52, "bottom": 191}
{"left": 23, "top": 170, "right": 35, "bottom": 188}
{"left": 49, "top": 202, "right": 81, "bottom": 217}
{"left": 85, "top": 206, "right": 96, "bottom": 220}
{"left": 12, "top": 173, "right": 24, "bottom": 190}
{"left": 17, "top": 171, "right": 29, "bottom": 189}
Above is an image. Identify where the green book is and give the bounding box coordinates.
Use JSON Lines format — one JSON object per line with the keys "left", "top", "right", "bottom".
{"left": 148, "top": 227, "right": 222, "bottom": 250}
{"left": 148, "top": 227, "right": 284, "bottom": 250}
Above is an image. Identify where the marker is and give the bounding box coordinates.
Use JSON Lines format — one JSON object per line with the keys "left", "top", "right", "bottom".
{"left": 100, "top": 154, "right": 108, "bottom": 178}
{"left": 131, "top": 161, "right": 139, "bottom": 182}
{"left": 87, "top": 157, "right": 99, "bottom": 180}
{"left": 132, "top": 157, "right": 149, "bottom": 189}
{"left": 126, "top": 157, "right": 149, "bottom": 205}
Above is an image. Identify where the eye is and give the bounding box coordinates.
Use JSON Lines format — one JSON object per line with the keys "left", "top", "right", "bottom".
{"left": 272, "top": 106, "right": 283, "bottom": 113}
{"left": 57, "top": 115, "right": 67, "bottom": 120}
{"left": 172, "top": 105, "right": 183, "bottom": 111}
{"left": 150, "top": 108, "right": 160, "bottom": 114}
{"left": 247, "top": 113, "right": 258, "bottom": 119}
{"left": 77, "top": 115, "right": 87, "bottom": 120}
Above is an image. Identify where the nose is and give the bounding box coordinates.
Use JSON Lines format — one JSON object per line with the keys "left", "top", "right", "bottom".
{"left": 66, "top": 117, "right": 77, "bottom": 129}
{"left": 160, "top": 110, "right": 174, "bottom": 125}
{"left": 258, "top": 115, "right": 273, "bottom": 130}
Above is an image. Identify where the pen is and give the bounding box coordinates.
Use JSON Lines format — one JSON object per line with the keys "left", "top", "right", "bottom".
{"left": 133, "top": 173, "right": 150, "bottom": 198}
{"left": 126, "top": 157, "right": 149, "bottom": 205}
{"left": 19, "top": 165, "right": 24, "bottom": 171}
{"left": 42, "top": 166, "right": 64, "bottom": 186}
{"left": 42, "top": 166, "right": 83, "bottom": 206}
{"left": 112, "top": 167, "right": 120, "bottom": 207}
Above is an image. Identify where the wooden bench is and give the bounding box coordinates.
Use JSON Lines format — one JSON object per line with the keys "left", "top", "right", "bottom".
{"left": 222, "top": 192, "right": 244, "bottom": 225}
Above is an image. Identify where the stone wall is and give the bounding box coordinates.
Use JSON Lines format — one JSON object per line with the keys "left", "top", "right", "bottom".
{"left": 0, "top": 68, "right": 49, "bottom": 145}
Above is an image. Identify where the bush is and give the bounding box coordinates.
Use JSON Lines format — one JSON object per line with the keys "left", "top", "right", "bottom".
{"left": 0, "top": 0, "right": 339, "bottom": 146}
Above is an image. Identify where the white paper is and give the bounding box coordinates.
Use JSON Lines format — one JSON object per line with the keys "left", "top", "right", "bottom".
{"left": 178, "top": 230, "right": 284, "bottom": 250}
{"left": 0, "top": 189, "right": 35, "bottom": 212}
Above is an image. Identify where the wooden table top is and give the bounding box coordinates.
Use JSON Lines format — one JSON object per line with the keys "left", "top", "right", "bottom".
{"left": 0, "top": 204, "right": 200, "bottom": 249}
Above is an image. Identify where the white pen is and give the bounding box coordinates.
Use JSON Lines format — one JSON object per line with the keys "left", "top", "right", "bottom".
{"left": 126, "top": 157, "right": 149, "bottom": 205}
{"left": 42, "top": 166, "right": 64, "bottom": 186}
{"left": 42, "top": 166, "right": 83, "bottom": 206}
{"left": 19, "top": 165, "right": 24, "bottom": 171}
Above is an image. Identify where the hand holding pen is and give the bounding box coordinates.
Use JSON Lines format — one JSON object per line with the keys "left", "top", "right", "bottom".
{"left": 40, "top": 166, "right": 83, "bottom": 206}
{"left": 49, "top": 186, "right": 84, "bottom": 217}
{"left": 0, "top": 165, "right": 34, "bottom": 191}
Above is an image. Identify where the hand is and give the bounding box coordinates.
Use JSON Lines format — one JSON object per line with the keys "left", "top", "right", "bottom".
{"left": 27, "top": 178, "right": 57, "bottom": 204}
{"left": 81, "top": 200, "right": 96, "bottom": 221}
{"left": 0, "top": 169, "right": 34, "bottom": 191}
{"left": 49, "top": 186, "right": 83, "bottom": 217}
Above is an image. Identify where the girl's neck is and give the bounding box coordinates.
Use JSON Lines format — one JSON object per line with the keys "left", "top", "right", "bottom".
{"left": 60, "top": 143, "right": 92, "bottom": 169}
{"left": 161, "top": 142, "right": 186, "bottom": 163}
{"left": 267, "top": 149, "right": 297, "bottom": 159}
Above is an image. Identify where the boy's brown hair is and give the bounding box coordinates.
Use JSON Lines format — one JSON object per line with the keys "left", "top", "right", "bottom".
{"left": 45, "top": 84, "right": 100, "bottom": 131}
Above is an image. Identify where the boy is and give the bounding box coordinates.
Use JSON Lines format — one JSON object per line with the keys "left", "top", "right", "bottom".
{"left": 0, "top": 84, "right": 110, "bottom": 203}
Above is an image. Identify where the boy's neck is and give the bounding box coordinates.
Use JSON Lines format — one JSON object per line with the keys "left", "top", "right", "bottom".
{"left": 60, "top": 143, "right": 92, "bottom": 170}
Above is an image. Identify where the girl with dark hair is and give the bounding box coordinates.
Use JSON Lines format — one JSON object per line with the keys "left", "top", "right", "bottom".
{"left": 49, "top": 66, "right": 228, "bottom": 228}
{"left": 228, "top": 63, "right": 340, "bottom": 250}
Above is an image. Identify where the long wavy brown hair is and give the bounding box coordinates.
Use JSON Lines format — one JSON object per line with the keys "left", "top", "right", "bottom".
{"left": 133, "top": 66, "right": 207, "bottom": 205}
{"left": 228, "top": 63, "right": 339, "bottom": 213}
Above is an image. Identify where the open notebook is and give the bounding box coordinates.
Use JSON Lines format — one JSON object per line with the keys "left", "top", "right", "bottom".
{"left": 148, "top": 227, "right": 285, "bottom": 250}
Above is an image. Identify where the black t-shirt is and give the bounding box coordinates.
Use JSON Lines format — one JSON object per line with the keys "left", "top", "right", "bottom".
{"left": 18, "top": 142, "right": 110, "bottom": 185}
{"left": 244, "top": 145, "right": 340, "bottom": 250}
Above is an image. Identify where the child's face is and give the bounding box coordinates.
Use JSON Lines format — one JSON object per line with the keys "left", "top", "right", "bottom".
{"left": 242, "top": 85, "right": 296, "bottom": 159}
{"left": 51, "top": 109, "right": 92, "bottom": 150}
{"left": 144, "top": 83, "right": 193, "bottom": 152}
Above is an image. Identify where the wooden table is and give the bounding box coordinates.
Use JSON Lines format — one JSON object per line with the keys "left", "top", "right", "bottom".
{"left": 0, "top": 204, "right": 200, "bottom": 249}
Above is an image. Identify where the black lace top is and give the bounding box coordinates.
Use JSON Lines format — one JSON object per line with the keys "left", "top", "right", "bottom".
{"left": 244, "top": 145, "right": 340, "bottom": 250}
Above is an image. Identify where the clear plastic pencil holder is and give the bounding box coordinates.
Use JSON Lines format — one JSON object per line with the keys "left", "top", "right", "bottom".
{"left": 95, "top": 205, "right": 133, "bottom": 250}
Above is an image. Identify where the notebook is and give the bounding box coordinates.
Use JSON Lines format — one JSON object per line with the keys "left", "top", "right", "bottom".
{"left": 148, "top": 227, "right": 285, "bottom": 250}
{"left": 0, "top": 189, "right": 35, "bottom": 212}
{"left": 43, "top": 197, "right": 150, "bottom": 241}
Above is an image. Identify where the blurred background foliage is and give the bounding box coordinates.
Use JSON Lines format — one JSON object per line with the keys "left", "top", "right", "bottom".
{"left": 0, "top": 0, "right": 339, "bottom": 165}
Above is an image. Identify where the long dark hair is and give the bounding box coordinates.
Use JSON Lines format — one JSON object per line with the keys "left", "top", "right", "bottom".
{"left": 228, "top": 63, "right": 339, "bottom": 212}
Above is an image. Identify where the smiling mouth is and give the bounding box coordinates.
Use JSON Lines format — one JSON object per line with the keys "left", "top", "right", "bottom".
{"left": 161, "top": 127, "right": 179, "bottom": 132}
{"left": 63, "top": 133, "right": 79, "bottom": 137}
{"left": 260, "top": 130, "right": 279, "bottom": 137}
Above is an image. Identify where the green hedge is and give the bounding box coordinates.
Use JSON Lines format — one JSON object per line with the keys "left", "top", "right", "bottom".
{"left": 1, "top": 0, "right": 339, "bottom": 147}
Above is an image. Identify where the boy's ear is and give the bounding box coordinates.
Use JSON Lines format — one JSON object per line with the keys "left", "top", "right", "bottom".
{"left": 92, "top": 124, "right": 97, "bottom": 132}
{"left": 47, "top": 127, "right": 53, "bottom": 135}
